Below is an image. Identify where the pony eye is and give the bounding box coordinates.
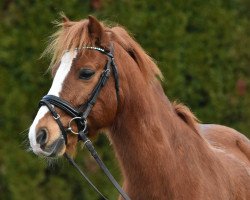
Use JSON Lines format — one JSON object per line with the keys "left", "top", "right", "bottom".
{"left": 79, "top": 68, "right": 95, "bottom": 80}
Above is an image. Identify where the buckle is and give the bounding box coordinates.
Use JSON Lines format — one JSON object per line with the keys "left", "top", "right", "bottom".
{"left": 53, "top": 113, "right": 60, "bottom": 120}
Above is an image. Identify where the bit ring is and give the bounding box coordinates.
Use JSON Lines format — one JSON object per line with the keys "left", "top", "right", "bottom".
{"left": 68, "top": 117, "right": 86, "bottom": 134}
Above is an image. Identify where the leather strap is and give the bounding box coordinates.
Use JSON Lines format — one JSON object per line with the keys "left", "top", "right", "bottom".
{"left": 78, "top": 131, "right": 131, "bottom": 200}
{"left": 64, "top": 153, "right": 108, "bottom": 200}
{"left": 41, "top": 95, "right": 80, "bottom": 117}
{"left": 39, "top": 99, "right": 68, "bottom": 144}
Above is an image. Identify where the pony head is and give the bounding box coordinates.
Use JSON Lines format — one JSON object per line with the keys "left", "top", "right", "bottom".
{"left": 28, "top": 15, "right": 161, "bottom": 157}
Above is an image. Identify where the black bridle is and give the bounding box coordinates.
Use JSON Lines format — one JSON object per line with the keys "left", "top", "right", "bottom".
{"left": 38, "top": 46, "right": 130, "bottom": 200}
{"left": 39, "top": 46, "right": 119, "bottom": 144}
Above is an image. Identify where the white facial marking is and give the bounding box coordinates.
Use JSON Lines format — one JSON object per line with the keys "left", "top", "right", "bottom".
{"left": 48, "top": 51, "right": 77, "bottom": 96}
{"left": 29, "top": 51, "right": 77, "bottom": 154}
{"left": 29, "top": 106, "right": 50, "bottom": 154}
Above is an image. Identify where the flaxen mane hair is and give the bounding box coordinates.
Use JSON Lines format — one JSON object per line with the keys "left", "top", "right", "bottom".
{"left": 44, "top": 16, "right": 162, "bottom": 82}
{"left": 44, "top": 16, "right": 199, "bottom": 133}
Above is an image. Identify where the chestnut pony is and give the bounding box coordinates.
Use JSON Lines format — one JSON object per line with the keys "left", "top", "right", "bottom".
{"left": 29, "top": 16, "right": 250, "bottom": 199}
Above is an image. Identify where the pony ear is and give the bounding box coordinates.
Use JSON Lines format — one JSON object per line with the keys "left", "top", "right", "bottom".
{"left": 61, "top": 16, "right": 69, "bottom": 23}
{"left": 59, "top": 12, "right": 70, "bottom": 28}
{"left": 88, "top": 15, "right": 105, "bottom": 44}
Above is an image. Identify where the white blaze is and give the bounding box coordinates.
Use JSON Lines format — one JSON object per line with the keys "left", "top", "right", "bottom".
{"left": 29, "top": 51, "right": 77, "bottom": 154}
{"left": 48, "top": 51, "right": 77, "bottom": 96}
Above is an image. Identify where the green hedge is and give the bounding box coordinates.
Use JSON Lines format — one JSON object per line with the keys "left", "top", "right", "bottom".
{"left": 0, "top": 0, "right": 249, "bottom": 199}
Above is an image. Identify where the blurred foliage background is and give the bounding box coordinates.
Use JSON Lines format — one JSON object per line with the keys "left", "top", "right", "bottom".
{"left": 0, "top": 0, "right": 249, "bottom": 199}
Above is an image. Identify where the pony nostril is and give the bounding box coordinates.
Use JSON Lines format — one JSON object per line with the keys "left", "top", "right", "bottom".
{"left": 36, "top": 128, "right": 48, "bottom": 146}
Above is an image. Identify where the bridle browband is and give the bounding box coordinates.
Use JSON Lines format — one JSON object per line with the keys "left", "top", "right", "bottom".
{"left": 38, "top": 45, "right": 130, "bottom": 200}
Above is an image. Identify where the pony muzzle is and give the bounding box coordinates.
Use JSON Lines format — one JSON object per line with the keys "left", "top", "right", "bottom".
{"left": 34, "top": 134, "right": 65, "bottom": 157}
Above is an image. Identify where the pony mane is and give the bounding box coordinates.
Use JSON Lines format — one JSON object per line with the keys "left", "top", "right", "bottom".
{"left": 110, "top": 26, "right": 163, "bottom": 81}
{"left": 44, "top": 19, "right": 93, "bottom": 68}
{"left": 44, "top": 16, "right": 162, "bottom": 82}
{"left": 172, "top": 101, "right": 200, "bottom": 134}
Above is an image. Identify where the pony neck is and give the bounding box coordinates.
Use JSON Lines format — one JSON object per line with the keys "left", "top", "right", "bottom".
{"left": 109, "top": 79, "right": 210, "bottom": 198}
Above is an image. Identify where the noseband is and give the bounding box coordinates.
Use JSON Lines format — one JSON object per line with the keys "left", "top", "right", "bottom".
{"left": 38, "top": 46, "right": 130, "bottom": 200}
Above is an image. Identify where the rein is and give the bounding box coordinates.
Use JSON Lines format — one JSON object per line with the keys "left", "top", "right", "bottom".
{"left": 39, "top": 46, "right": 130, "bottom": 200}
